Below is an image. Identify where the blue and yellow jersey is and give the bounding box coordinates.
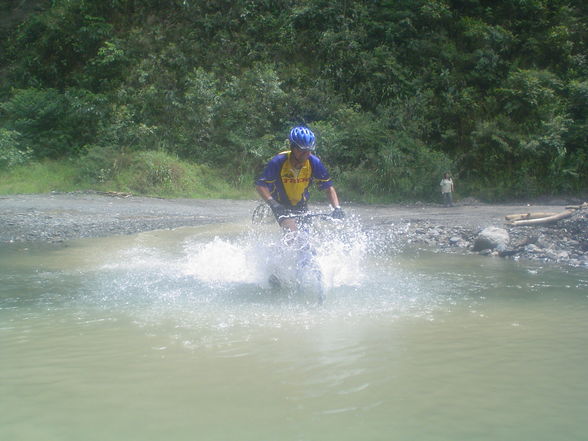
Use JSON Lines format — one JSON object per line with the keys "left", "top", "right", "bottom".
{"left": 255, "top": 151, "right": 333, "bottom": 208}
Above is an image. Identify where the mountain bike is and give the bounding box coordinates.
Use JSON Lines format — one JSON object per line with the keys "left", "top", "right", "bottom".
{"left": 252, "top": 203, "right": 338, "bottom": 304}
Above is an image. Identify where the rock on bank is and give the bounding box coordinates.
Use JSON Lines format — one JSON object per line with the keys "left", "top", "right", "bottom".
{"left": 391, "top": 206, "right": 588, "bottom": 269}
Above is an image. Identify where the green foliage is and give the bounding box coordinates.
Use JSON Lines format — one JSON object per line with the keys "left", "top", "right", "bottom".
{"left": 335, "top": 133, "right": 452, "bottom": 202}
{"left": 104, "top": 150, "right": 256, "bottom": 198}
{"left": 5, "top": 3, "right": 113, "bottom": 89}
{"left": 0, "top": 0, "right": 587, "bottom": 201}
{"left": 0, "top": 151, "right": 256, "bottom": 199}
{"left": 313, "top": 107, "right": 452, "bottom": 201}
{"left": 0, "top": 129, "right": 31, "bottom": 168}
{"left": 457, "top": 68, "right": 581, "bottom": 197}
{"left": 1, "top": 88, "right": 70, "bottom": 158}
{"left": 193, "top": 63, "right": 288, "bottom": 170}
{"left": 1, "top": 87, "right": 108, "bottom": 158}
{"left": 566, "top": 80, "right": 588, "bottom": 152}
{"left": 73, "top": 145, "right": 132, "bottom": 185}
{"left": 313, "top": 106, "right": 388, "bottom": 168}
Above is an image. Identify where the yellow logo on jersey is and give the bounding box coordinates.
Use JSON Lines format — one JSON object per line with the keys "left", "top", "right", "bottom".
{"left": 280, "top": 152, "right": 312, "bottom": 206}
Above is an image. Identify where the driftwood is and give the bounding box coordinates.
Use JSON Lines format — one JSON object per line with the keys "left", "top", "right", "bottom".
{"left": 507, "top": 210, "right": 574, "bottom": 226}
{"left": 506, "top": 201, "right": 586, "bottom": 227}
{"left": 505, "top": 212, "right": 558, "bottom": 221}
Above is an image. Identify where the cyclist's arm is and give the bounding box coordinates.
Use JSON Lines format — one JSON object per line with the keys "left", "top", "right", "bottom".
{"left": 256, "top": 184, "right": 273, "bottom": 202}
{"left": 324, "top": 186, "right": 341, "bottom": 208}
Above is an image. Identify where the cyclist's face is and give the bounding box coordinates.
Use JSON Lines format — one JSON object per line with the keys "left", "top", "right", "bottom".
{"left": 291, "top": 146, "right": 311, "bottom": 164}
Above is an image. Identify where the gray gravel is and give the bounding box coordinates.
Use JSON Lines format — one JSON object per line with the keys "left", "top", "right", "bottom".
{"left": 1, "top": 191, "right": 586, "bottom": 268}
{"left": 363, "top": 202, "right": 588, "bottom": 269}
{"left": 0, "top": 192, "right": 254, "bottom": 243}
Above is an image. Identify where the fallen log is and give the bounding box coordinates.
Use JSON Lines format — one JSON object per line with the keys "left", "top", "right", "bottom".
{"left": 508, "top": 209, "right": 574, "bottom": 226}
{"left": 505, "top": 212, "right": 558, "bottom": 221}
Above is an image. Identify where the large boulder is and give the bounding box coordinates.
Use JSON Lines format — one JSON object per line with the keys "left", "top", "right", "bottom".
{"left": 473, "top": 227, "right": 510, "bottom": 252}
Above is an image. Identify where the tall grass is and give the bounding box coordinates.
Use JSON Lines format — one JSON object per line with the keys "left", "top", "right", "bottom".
{"left": 0, "top": 150, "right": 257, "bottom": 199}
{"left": 0, "top": 160, "right": 80, "bottom": 194}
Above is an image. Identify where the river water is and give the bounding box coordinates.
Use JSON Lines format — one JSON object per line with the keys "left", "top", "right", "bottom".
{"left": 1, "top": 220, "right": 587, "bottom": 441}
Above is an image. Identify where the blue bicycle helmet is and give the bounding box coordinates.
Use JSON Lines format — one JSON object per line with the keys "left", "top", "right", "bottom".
{"left": 289, "top": 126, "right": 316, "bottom": 151}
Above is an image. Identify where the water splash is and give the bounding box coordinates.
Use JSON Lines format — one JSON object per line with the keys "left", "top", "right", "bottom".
{"left": 59, "top": 216, "right": 476, "bottom": 340}
{"left": 181, "top": 236, "right": 264, "bottom": 285}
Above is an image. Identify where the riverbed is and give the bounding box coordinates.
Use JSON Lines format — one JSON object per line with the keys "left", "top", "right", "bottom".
{"left": 2, "top": 192, "right": 587, "bottom": 267}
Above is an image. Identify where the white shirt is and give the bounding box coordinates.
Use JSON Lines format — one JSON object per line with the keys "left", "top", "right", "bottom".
{"left": 440, "top": 178, "right": 453, "bottom": 193}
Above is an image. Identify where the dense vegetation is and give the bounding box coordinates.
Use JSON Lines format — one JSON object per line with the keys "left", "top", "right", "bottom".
{"left": 1, "top": 0, "right": 586, "bottom": 201}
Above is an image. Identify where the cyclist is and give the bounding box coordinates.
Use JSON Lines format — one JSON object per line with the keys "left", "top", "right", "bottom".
{"left": 255, "top": 126, "right": 344, "bottom": 231}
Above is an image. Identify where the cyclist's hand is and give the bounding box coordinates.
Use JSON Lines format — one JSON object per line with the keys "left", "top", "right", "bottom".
{"left": 331, "top": 207, "right": 345, "bottom": 219}
{"left": 267, "top": 199, "right": 288, "bottom": 219}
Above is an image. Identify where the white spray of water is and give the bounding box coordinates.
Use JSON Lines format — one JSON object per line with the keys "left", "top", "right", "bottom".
{"left": 177, "top": 217, "right": 370, "bottom": 292}
{"left": 97, "top": 215, "right": 390, "bottom": 298}
{"left": 181, "top": 236, "right": 264, "bottom": 285}
{"left": 77, "top": 216, "right": 473, "bottom": 338}
{"left": 92, "top": 215, "right": 464, "bottom": 309}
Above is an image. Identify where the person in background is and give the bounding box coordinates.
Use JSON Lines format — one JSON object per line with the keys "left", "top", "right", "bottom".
{"left": 255, "top": 126, "right": 344, "bottom": 231}
{"left": 440, "top": 172, "right": 454, "bottom": 207}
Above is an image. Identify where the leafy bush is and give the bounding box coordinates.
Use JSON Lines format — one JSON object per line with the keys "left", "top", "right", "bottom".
{"left": 112, "top": 150, "right": 250, "bottom": 198}
{"left": 73, "top": 145, "right": 132, "bottom": 184}
{"left": 335, "top": 133, "right": 452, "bottom": 202}
{"left": 313, "top": 106, "right": 387, "bottom": 169}
{"left": 1, "top": 88, "right": 70, "bottom": 158}
{"left": 73, "top": 149, "right": 187, "bottom": 193}
{"left": 5, "top": 3, "right": 113, "bottom": 89}
{"left": 1, "top": 88, "right": 107, "bottom": 159}
{"left": 0, "top": 129, "right": 31, "bottom": 168}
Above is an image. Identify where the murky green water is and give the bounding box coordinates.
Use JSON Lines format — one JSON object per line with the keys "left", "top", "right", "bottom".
{"left": 1, "top": 222, "right": 588, "bottom": 441}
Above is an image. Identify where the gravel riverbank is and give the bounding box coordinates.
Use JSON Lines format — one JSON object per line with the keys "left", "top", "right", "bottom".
{"left": 1, "top": 192, "right": 587, "bottom": 268}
